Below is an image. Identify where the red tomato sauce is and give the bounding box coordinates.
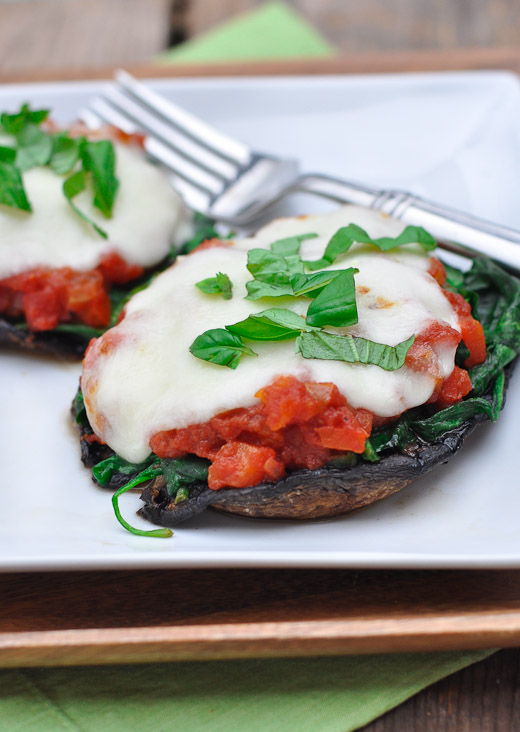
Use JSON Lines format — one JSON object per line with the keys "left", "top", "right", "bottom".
{"left": 0, "top": 252, "right": 144, "bottom": 331}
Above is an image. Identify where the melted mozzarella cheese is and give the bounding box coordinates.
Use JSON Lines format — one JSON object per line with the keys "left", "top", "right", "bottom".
{"left": 0, "top": 143, "right": 191, "bottom": 278}
{"left": 82, "top": 206, "right": 460, "bottom": 464}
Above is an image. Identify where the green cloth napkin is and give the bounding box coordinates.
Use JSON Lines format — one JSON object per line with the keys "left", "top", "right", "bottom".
{"left": 0, "top": 5, "right": 496, "bottom": 731}
{"left": 156, "top": 1, "right": 336, "bottom": 64}
{"left": 1, "top": 651, "right": 495, "bottom": 732}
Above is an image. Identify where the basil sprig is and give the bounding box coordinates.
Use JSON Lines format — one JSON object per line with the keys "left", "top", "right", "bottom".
{"left": 196, "top": 272, "right": 233, "bottom": 300}
{"left": 304, "top": 223, "right": 436, "bottom": 271}
{"left": 189, "top": 328, "right": 257, "bottom": 369}
{"left": 1, "top": 104, "right": 49, "bottom": 133}
{"left": 0, "top": 103, "right": 119, "bottom": 237}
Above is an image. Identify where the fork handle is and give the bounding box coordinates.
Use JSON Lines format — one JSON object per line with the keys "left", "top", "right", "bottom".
{"left": 297, "top": 174, "right": 520, "bottom": 275}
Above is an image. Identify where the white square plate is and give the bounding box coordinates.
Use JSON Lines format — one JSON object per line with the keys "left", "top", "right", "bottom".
{"left": 2, "top": 71, "right": 520, "bottom": 571}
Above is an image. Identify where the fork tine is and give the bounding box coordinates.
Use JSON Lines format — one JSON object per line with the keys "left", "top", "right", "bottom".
{"left": 115, "top": 69, "right": 252, "bottom": 167}
{"left": 87, "top": 97, "right": 225, "bottom": 196}
{"left": 80, "top": 104, "right": 212, "bottom": 214}
{"left": 101, "top": 86, "right": 238, "bottom": 182}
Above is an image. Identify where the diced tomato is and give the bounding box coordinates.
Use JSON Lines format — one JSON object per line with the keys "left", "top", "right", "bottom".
{"left": 256, "top": 375, "right": 344, "bottom": 431}
{"left": 427, "top": 257, "right": 447, "bottom": 285}
{"left": 61, "top": 270, "right": 111, "bottom": 327}
{"left": 458, "top": 317, "right": 486, "bottom": 368}
{"left": 97, "top": 252, "right": 144, "bottom": 286}
{"left": 23, "top": 287, "right": 62, "bottom": 331}
{"left": 437, "top": 366, "right": 472, "bottom": 409}
{"left": 150, "top": 422, "right": 224, "bottom": 461}
{"left": 405, "top": 321, "right": 461, "bottom": 374}
{"left": 314, "top": 406, "right": 371, "bottom": 453}
{"left": 208, "top": 442, "right": 285, "bottom": 490}
{"left": 443, "top": 290, "right": 486, "bottom": 368}
{"left": 210, "top": 405, "right": 268, "bottom": 442}
{"left": 0, "top": 252, "right": 143, "bottom": 331}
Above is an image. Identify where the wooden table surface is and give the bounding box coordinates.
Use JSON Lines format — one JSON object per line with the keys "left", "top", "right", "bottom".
{"left": 2, "top": 1, "right": 520, "bottom": 730}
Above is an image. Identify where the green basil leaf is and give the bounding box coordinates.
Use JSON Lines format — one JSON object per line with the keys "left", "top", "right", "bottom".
{"left": 0, "top": 146, "right": 16, "bottom": 164}
{"left": 245, "top": 248, "right": 305, "bottom": 300}
{"left": 216, "top": 272, "right": 233, "bottom": 300}
{"left": 305, "top": 268, "right": 358, "bottom": 327}
{"left": 247, "top": 248, "right": 304, "bottom": 282}
{"left": 0, "top": 103, "right": 49, "bottom": 135}
{"left": 226, "top": 308, "right": 317, "bottom": 341}
{"left": 371, "top": 225, "right": 436, "bottom": 252}
{"left": 15, "top": 123, "right": 53, "bottom": 171}
{"left": 49, "top": 134, "right": 82, "bottom": 175}
{"left": 296, "top": 331, "right": 415, "bottom": 371}
{"left": 270, "top": 232, "right": 317, "bottom": 256}
{"left": 63, "top": 170, "right": 108, "bottom": 239}
{"left": 290, "top": 270, "right": 343, "bottom": 298}
{"left": 189, "top": 328, "right": 257, "bottom": 369}
{"left": 81, "top": 139, "right": 119, "bottom": 218}
{"left": 0, "top": 161, "right": 31, "bottom": 212}
{"left": 245, "top": 279, "right": 294, "bottom": 301}
{"left": 196, "top": 272, "right": 233, "bottom": 299}
{"left": 304, "top": 224, "right": 436, "bottom": 271}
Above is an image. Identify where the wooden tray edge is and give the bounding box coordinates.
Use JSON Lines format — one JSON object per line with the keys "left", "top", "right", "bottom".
{"left": 2, "top": 47, "right": 520, "bottom": 84}
{"left": 1, "top": 612, "right": 519, "bottom": 667}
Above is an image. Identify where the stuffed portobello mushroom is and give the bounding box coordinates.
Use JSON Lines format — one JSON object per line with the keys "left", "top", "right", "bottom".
{"left": 73, "top": 206, "right": 520, "bottom": 537}
{"left": 0, "top": 104, "right": 194, "bottom": 357}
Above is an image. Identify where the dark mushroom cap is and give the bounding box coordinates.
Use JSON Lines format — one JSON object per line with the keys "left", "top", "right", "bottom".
{"left": 137, "top": 416, "right": 481, "bottom": 527}
{"left": 0, "top": 317, "right": 88, "bottom": 358}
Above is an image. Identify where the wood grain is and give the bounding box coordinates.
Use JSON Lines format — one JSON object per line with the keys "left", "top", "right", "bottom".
{"left": 1, "top": 569, "right": 520, "bottom": 667}
{"left": 0, "top": 0, "right": 171, "bottom": 74}
{"left": 361, "top": 648, "right": 520, "bottom": 731}
{"left": 185, "top": 0, "right": 520, "bottom": 52}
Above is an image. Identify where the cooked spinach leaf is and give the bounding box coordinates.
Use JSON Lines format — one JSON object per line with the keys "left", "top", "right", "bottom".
{"left": 92, "top": 453, "right": 157, "bottom": 486}
{"left": 160, "top": 456, "right": 210, "bottom": 502}
{"left": 370, "top": 257, "right": 520, "bottom": 455}
{"left": 112, "top": 466, "right": 172, "bottom": 538}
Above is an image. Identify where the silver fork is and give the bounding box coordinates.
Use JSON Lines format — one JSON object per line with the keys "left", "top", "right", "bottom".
{"left": 81, "top": 70, "right": 520, "bottom": 275}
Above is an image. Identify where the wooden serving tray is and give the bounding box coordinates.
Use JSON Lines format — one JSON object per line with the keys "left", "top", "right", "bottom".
{"left": 1, "top": 58, "right": 519, "bottom": 670}
{"left": 1, "top": 569, "right": 520, "bottom": 667}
